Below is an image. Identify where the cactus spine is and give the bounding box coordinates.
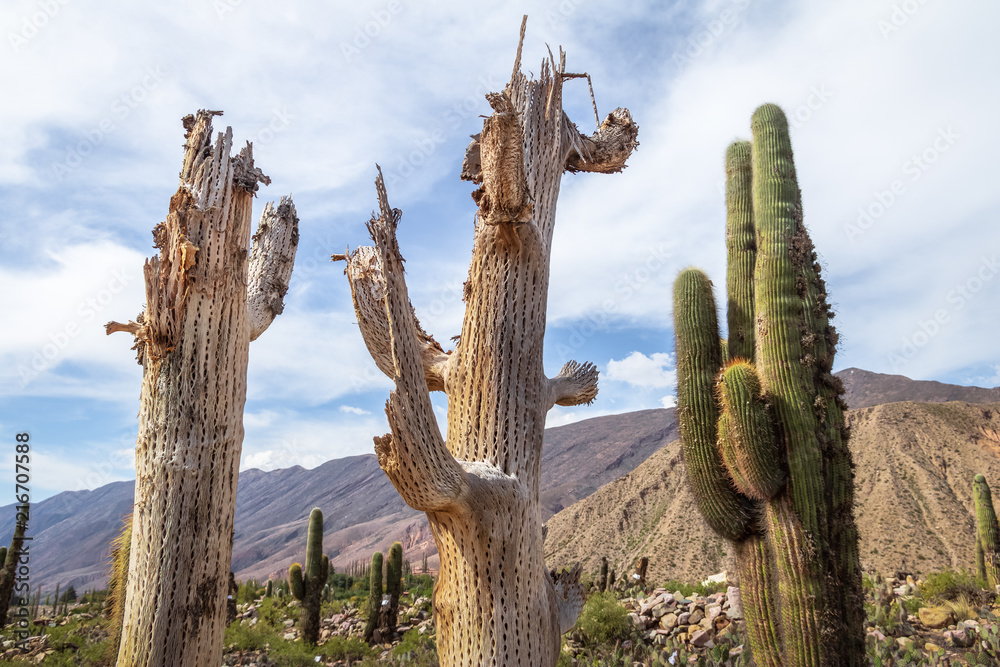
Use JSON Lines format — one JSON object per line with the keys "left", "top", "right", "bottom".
{"left": 974, "top": 474, "right": 1000, "bottom": 587}
{"left": 288, "top": 508, "right": 329, "bottom": 645}
{"left": 385, "top": 542, "right": 403, "bottom": 636}
{"left": 105, "top": 514, "right": 132, "bottom": 661}
{"left": 673, "top": 104, "right": 864, "bottom": 666}
{"left": 364, "top": 551, "right": 384, "bottom": 643}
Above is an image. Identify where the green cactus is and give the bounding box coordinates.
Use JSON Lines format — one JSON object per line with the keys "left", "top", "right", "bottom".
{"left": 974, "top": 474, "right": 1000, "bottom": 588}
{"left": 265, "top": 579, "right": 273, "bottom": 599}
{"left": 599, "top": 556, "right": 608, "bottom": 592}
{"left": 0, "top": 510, "right": 28, "bottom": 629}
{"left": 288, "top": 507, "right": 329, "bottom": 645}
{"left": 385, "top": 542, "right": 403, "bottom": 636}
{"left": 364, "top": 550, "right": 384, "bottom": 643}
{"left": 673, "top": 104, "right": 864, "bottom": 666}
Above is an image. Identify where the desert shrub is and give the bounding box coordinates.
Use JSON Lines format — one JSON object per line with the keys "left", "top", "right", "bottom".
{"left": 921, "top": 569, "right": 988, "bottom": 604}
{"left": 659, "top": 579, "right": 727, "bottom": 598}
{"left": 575, "top": 591, "right": 631, "bottom": 646}
{"left": 317, "top": 635, "right": 375, "bottom": 661}
{"left": 224, "top": 620, "right": 280, "bottom": 651}
{"left": 391, "top": 627, "right": 438, "bottom": 662}
{"left": 319, "top": 598, "right": 344, "bottom": 618}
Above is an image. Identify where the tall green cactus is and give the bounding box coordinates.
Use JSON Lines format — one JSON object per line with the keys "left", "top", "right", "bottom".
{"left": 384, "top": 542, "right": 403, "bottom": 636}
{"left": 288, "top": 508, "right": 329, "bottom": 645}
{"left": 974, "top": 474, "right": 1000, "bottom": 588}
{"left": 364, "top": 550, "right": 384, "bottom": 643}
{"left": 673, "top": 104, "right": 864, "bottom": 667}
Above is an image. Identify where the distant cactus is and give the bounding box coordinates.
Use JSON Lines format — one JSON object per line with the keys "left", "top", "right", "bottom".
{"left": 288, "top": 508, "right": 329, "bottom": 645}
{"left": 674, "top": 105, "right": 864, "bottom": 666}
{"left": 364, "top": 551, "right": 384, "bottom": 643}
{"left": 599, "top": 557, "right": 608, "bottom": 592}
{"left": 974, "top": 474, "right": 1000, "bottom": 587}
{"left": 0, "top": 508, "right": 28, "bottom": 629}
{"left": 265, "top": 579, "right": 273, "bottom": 599}
{"left": 385, "top": 542, "right": 403, "bottom": 636}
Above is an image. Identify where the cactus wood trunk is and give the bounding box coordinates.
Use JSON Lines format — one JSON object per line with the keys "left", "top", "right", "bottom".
{"left": 106, "top": 110, "right": 298, "bottom": 666}
{"left": 974, "top": 474, "right": 1000, "bottom": 588}
{"left": 336, "top": 19, "right": 637, "bottom": 667}
{"left": 289, "top": 508, "right": 329, "bottom": 644}
{"left": 673, "top": 104, "right": 864, "bottom": 667}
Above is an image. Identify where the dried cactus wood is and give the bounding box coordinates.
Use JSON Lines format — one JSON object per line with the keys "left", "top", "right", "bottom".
{"left": 106, "top": 110, "right": 298, "bottom": 666}
{"left": 673, "top": 105, "right": 864, "bottom": 666}
{"left": 336, "top": 20, "right": 637, "bottom": 667}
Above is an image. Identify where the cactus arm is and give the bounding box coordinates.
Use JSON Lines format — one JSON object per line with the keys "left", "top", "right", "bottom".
{"left": 724, "top": 140, "right": 756, "bottom": 361}
{"left": 550, "top": 562, "right": 585, "bottom": 634}
{"left": 717, "top": 360, "right": 784, "bottom": 501}
{"left": 334, "top": 245, "right": 452, "bottom": 392}
{"left": 461, "top": 108, "right": 638, "bottom": 181}
{"left": 305, "top": 508, "right": 324, "bottom": 582}
{"left": 547, "top": 361, "right": 599, "bottom": 408}
{"left": 673, "top": 268, "right": 756, "bottom": 542}
{"left": 563, "top": 108, "right": 640, "bottom": 175}
{"left": 357, "top": 168, "right": 467, "bottom": 513}
{"left": 246, "top": 197, "right": 299, "bottom": 341}
{"left": 289, "top": 563, "right": 304, "bottom": 600}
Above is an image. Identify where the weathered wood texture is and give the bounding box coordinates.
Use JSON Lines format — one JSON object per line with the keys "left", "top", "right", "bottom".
{"left": 108, "top": 110, "right": 298, "bottom": 666}
{"left": 338, "top": 26, "right": 637, "bottom": 667}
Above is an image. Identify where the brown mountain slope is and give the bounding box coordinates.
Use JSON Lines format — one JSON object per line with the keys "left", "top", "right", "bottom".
{"left": 838, "top": 367, "right": 1000, "bottom": 409}
{"left": 544, "top": 401, "right": 1000, "bottom": 583}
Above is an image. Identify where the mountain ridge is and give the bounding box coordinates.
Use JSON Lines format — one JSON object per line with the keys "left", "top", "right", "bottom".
{"left": 4, "top": 368, "right": 996, "bottom": 592}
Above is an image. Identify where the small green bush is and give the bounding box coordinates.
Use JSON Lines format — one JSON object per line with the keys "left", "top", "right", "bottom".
{"left": 575, "top": 591, "right": 631, "bottom": 646}
{"left": 224, "top": 621, "right": 280, "bottom": 651}
{"left": 392, "top": 628, "right": 437, "bottom": 658}
{"left": 920, "top": 569, "right": 988, "bottom": 603}
{"left": 318, "top": 635, "right": 375, "bottom": 661}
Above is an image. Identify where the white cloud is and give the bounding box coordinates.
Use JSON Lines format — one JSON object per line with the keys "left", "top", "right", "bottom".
{"left": 339, "top": 405, "right": 370, "bottom": 415}
{"left": 605, "top": 352, "right": 677, "bottom": 389}
{"left": 660, "top": 395, "right": 677, "bottom": 409}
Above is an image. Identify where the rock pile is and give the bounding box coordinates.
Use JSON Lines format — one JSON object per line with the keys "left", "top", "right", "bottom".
{"left": 622, "top": 586, "right": 744, "bottom": 652}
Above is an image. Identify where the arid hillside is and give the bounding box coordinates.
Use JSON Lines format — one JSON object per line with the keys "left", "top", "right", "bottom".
{"left": 544, "top": 400, "right": 1000, "bottom": 584}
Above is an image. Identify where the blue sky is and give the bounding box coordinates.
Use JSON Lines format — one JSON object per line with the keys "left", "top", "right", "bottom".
{"left": 2, "top": 0, "right": 998, "bottom": 501}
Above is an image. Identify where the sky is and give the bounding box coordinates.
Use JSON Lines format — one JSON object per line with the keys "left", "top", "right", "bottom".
{"left": 1, "top": 0, "right": 998, "bottom": 502}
